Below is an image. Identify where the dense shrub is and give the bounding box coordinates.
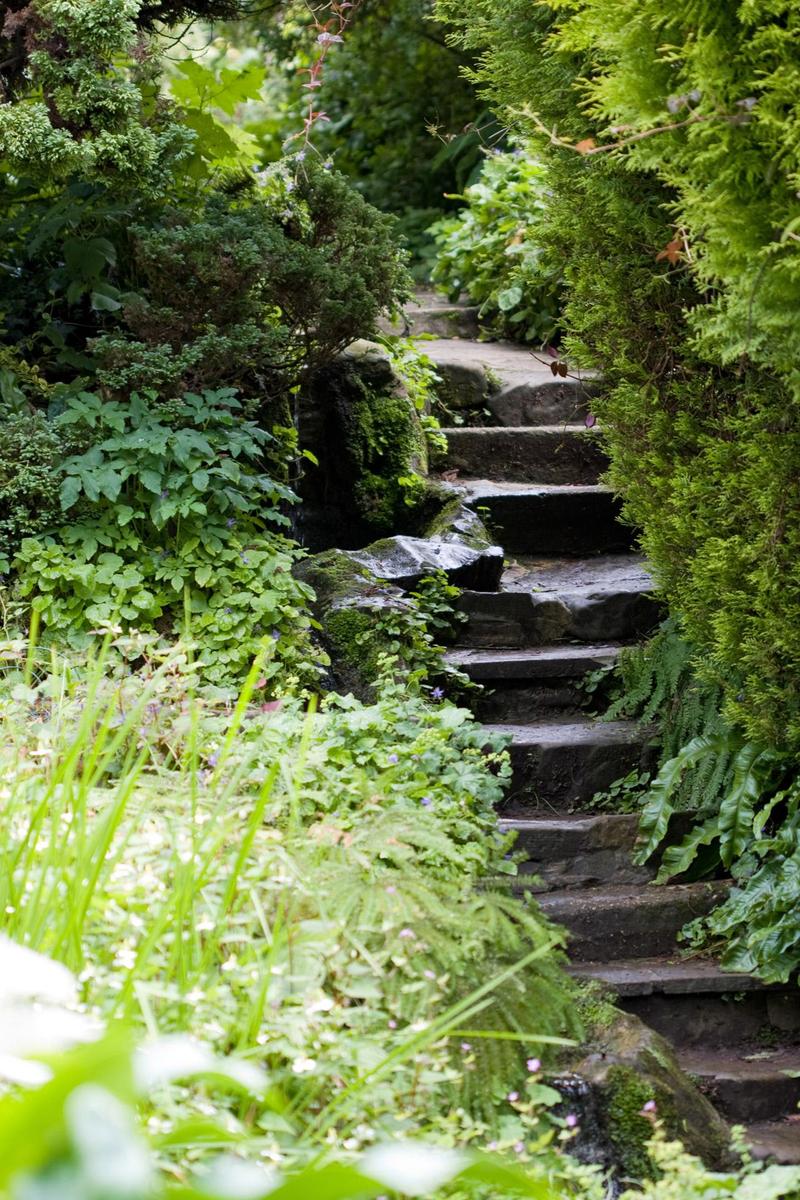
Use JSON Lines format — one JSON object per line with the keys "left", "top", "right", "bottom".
{"left": 437, "top": 0, "right": 800, "bottom": 755}
{"left": 430, "top": 146, "right": 562, "bottom": 344}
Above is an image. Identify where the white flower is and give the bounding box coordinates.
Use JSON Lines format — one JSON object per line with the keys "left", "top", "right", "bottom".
{"left": 291, "top": 1055, "right": 317, "bottom": 1074}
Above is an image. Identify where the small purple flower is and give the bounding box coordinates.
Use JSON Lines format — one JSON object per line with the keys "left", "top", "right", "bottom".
{"left": 241, "top": 552, "right": 249, "bottom": 564}
{"left": 388, "top": 754, "right": 398, "bottom": 764}
{"left": 399, "top": 928, "right": 414, "bottom": 939}
{"left": 420, "top": 796, "right": 432, "bottom": 808}
{"left": 424, "top": 969, "right": 435, "bottom": 980}
{"left": 271, "top": 629, "right": 281, "bottom": 641}
{"left": 508, "top": 1091, "right": 519, "bottom": 1103}
{"left": 565, "top": 1114, "right": 578, "bottom": 1129}
{"left": 317, "top": 30, "right": 343, "bottom": 45}
{"left": 207, "top": 753, "right": 219, "bottom": 767}
{"left": 431, "top": 687, "right": 444, "bottom": 702}
{"left": 526, "top": 1058, "right": 541, "bottom": 1073}
{"left": 642, "top": 1099, "right": 657, "bottom": 1113}
{"left": 226, "top": 517, "right": 236, "bottom": 529}
{"left": 385, "top": 885, "right": 396, "bottom": 895}
{"left": 388, "top": 1018, "right": 397, "bottom": 1029}
{"left": 513, "top": 1142, "right": 525, "bottom": 1154}
{"left": 296, "top": 150, "right": 307, "bottom": 162}
{"left": 160, "top": 489, "right": 169, "bottom": 499}
{"left": 486, "top": 1142, "right": 497, "bottom": 1152}
{"left": 460, "top": 1042, "right": 472, "bottom": 1052}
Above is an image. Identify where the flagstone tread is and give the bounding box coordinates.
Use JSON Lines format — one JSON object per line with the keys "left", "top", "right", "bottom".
{"left": 487, "top": 718, "right": 645, "bottom": 745}
{"left": 447, "top": 644, "right": 623, "bottom": 679}
{"left": 746, "top": 1121, "right": 800, "bottom": 1164}
{"left": 502, "top": 554, "right": 653, "bottom": 594}
{"left": 571, "top": 956, "right": 777, "bottom": 996}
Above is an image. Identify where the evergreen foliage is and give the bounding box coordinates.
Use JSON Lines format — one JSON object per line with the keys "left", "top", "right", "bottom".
{"left": 437, "top": 0, "right": 800, "bottom": 754}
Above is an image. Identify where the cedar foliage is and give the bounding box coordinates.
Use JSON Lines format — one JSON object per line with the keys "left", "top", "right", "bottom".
{"left": 438, "top": 0, "right": 800, "bottom": 755}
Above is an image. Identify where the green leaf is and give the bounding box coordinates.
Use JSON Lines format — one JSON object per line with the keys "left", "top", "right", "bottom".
{"left": 497, "top": 285, "right": 523, "bottom": 311}
{"left": 60, "top": 475, "right": 83, "bottom": 511}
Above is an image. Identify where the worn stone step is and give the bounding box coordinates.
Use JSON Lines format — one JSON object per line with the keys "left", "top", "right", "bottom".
{"left": 421, "top": 339, "right": 596, "bottom": 425}
{"left": 462, "top": 481, "right": 631, "bottom": 556}
{"left": 448, "top": 644, "right": 621, "bottom": 720}
{"left": 457, "top": 554, "right": 659, "bottom": 648}
{"left": 441, "top": 426, "right": 607, "bottom": 485}
{"left": 574, "top": 957, "right": 800, "bottom": 1049}
{"left": 529, "top": 882, "right": 730, "bottom": 961}
{"left": 501, "top": 813, "right": 654, "bottom": 890}
{"left": 746, "top": 1120, "right": 800, "bottom": 1164}
{"left": 379, "top": 292, "right": 480, "bottom": 340}
{"left": 487, "top": 718, "right": 653, "bottom": 810}
{"left": 678, "top": 1048, "right": 800, "bottom": 1125}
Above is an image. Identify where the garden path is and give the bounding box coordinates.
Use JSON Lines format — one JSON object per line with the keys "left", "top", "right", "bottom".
{"left": 405, "top": 295, "right": 800, "bottom": 1164}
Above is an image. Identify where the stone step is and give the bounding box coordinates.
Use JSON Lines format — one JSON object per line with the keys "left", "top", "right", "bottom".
{"left": 447, "top": 643, "right": 621, "bottom": 721}
{"left": 486, "top": 718, "right": 654, "bottom": 810}
{"left": 462, "top": 481, "right": 631, "bottom": 556}
{"left": 457, "top": 554, "right": 659, "bottom": 648}
{"left": 379, "top": 293, "right": 480, "bottom": 340}
{"left": 530, "top": 882, "right": 730, "bottom": 961}
{"left": 574, "top": 957, "right": 800, "bottom": 1049}
{"left": 421, "top": 338, "right": 595, "bottom": 425}
{"left": 502, "top": 813, "right": 654, "bottom": 890}
{"left": 746, "top": 1121, "right": 800, "bottom": 1164}
{"left": 441, "top": 426, "right": 607, "bottom": 485}
{"left": 678, "top": 1048, "right": 800, "bottom": 1125}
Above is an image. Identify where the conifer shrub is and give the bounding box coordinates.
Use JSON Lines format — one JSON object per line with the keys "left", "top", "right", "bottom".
{"left": 437, "top": 0, "right": 800, "bottom": 754}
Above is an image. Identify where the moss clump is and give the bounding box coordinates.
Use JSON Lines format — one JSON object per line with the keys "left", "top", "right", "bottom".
{"left": 604, "top": 1065, "right": 662, "bottom": 1180}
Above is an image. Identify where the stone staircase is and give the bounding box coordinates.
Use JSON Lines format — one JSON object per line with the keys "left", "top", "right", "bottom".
{"left": 413, "top": 307, "right": 800, "bottom": 1164}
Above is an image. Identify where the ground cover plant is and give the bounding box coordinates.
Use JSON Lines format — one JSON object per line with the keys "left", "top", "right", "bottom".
{"left": 0, "top": 636, "right": 590, "bottom": 1185}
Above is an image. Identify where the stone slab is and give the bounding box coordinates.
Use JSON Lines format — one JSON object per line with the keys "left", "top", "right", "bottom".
{"left": 531, "top": 882, "right": 731, "bottom": 961}
{"left": 486, "top": 718, "right": 654, "bottom": 809}
{"left": 350, "top": 533, "right": 504, "bottom": 591}
{"left": 457, "top": 555, "right": 660, "bottom": 647}
{"left": 442, "top": 425, "right": 607, "bottom": 484}
{"left": 447, "top": 644, "right": 622, "bottom": 680}
{"left": 572, "top": 956, "right": 773, "bottom": 997}
{"left": 747, "top": 1121, "right": 800, "bottom": 1164}
{"left": 462, "top": 481, "right": 633, "bottom": 556}
{"left": 678, "top": 1047, "right": 800, "bottom": 1123}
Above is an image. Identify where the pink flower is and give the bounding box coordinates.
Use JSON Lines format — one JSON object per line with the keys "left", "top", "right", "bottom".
{"left": 565, "top": 1113, "right": 578, "bottom": 1128}
{"left": 526, "top": 1057, "right": 541, "bottom": 1073}
{"left": 642, "top": 1099, "right": 657, "bottom": 1113}
{"left": 508, "top": 1091, "right": 519, "bottom": 1103}
{"left": 399, "top": 928, "right": 414, "bottom": 939}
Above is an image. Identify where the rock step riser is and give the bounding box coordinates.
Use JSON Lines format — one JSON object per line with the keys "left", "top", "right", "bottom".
{"left": 501, "top": 734, "right": 654, "bottom": 811}
{"left": 488, "top": 383, "right": 592, "bottom": 428}
{"left": 442, "top": 428, "right": 607, "bottom": 485}
{"left": 465, "top": 489, "right": 632, "bottom": 556}
{"left": 516, "top": 852, "right": 654, "bottom": 891}
{"left": 475, "top": 685, "right": 588, "bottom": 722}
{"left": 624, "top": 991, "right": 800, "bottom": 1051}
{"left": 457, "top": 590, "right": 661, "bottom": 649}
{"left": 380, "top": 305, "right": 480, "bottom": 341}
{"left": 681, "top": 1063, "right": 800, "bottom": 1125}
{"left": 532, "top": 885, "right": 730, "bottom": 962}
{"left": 502, "top": 812, "right": 654, "bottom": 889}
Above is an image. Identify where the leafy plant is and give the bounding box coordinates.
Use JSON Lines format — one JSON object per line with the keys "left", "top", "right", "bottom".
{"left": 12, "top": 388, "right": 318, "bottom": 686}
{"left": 430, "top": 146, "right": 562, "bottom": 343}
